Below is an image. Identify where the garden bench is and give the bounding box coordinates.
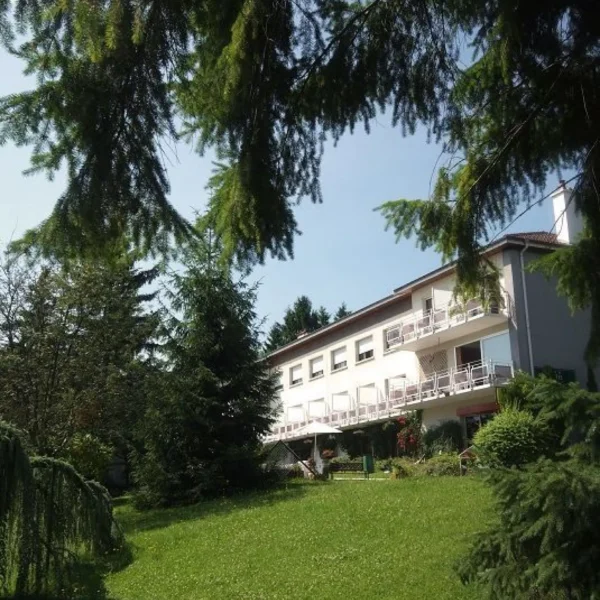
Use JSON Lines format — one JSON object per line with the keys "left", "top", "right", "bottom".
{"left": 328, "top": 461, "right": 369, "bottom": 480}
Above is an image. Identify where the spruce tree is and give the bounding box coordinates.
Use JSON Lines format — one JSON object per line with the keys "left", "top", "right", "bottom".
{"left": 459, "top": 375, "right": 600, "bottom": 598}
{"left": 334, "top": 303, "right": 352, "bottom": 321}
{"left": 1, "top": 1, "right": 599, "bottom": 353}
{"left": 265, "top": 295, "right": 335, "bottom": 351}
{"left": 134, "top": 231, "right": 276, "bottom": 507}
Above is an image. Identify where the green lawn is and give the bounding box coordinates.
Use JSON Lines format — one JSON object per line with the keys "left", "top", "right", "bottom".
{"left": 101, "top": 478, "right": 491, "bottom": 600}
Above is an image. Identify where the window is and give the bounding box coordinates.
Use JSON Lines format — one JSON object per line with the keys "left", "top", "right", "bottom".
{"left": 356, "top": 336, "right": 374, "bottom": 362}
{"left": 274, "top": 371, "right": 283, "bottom": 391}
{"left": 290, "top": 364, "right": 303, "bottom": 386}
{"left": 455, "top": 340, "right": 482, "bottom": 367}
{"left": 455, "top": 331, "right": 512, "bottom": 368}
{"left": 331, "top": 347, "right": 347, "bottom": 372}
{"left": 310, "top": 356, "right": 324, "bottom": 379}
{"left": 424, "top": 297, "right": 433, "bottom": 313}
{"left": 384, "top": 326, "right": 401, "bottom": 350}
{"left": 481, "top": 332, "right": 511, "bottom": 364}
{"left": 534, "top": 366, "right": 576, "bottom": 383}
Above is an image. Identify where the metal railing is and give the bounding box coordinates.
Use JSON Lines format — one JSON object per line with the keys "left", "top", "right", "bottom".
{"left": 385, "top": 295, "right": 510, "bottom": 350}
{"left": 264, "top": 359, "right": 513, "bottom": 443}
{"left": 388, "top": 359, "right": 513, "bottom": 406}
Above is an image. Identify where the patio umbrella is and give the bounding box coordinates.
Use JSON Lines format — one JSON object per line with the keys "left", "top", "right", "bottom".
{"left": 296, "top": 422, "right": 342, "bottom": 471}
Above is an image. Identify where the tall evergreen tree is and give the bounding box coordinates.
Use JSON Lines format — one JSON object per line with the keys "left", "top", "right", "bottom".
{"left": 459, "top": 374, "right": 600, "bottom": 598}
{"left": 334, "top": 303, "right": 351, "bottom": 321}
{"left": 0, "top": 250, "right": 160, "bottom": 471}
{"left": 135, "top": 232, "right": 276, "bottom": 507}
{"left": 265, "top": 295, "right": 332, "bottom": 351}
{"left": 1, "top": 1, "right": 599, "bottom": 353}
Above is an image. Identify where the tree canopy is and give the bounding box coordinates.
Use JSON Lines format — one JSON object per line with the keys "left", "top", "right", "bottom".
{"left": 1, "top": 0, "right": 598, "bottom": 351}
{"left": 0, "top": 422, "right": 122, "bottom": 597}
{"left": 460, "top": 373, "right": 600, "bottom": 598}
{"left": 134, "top": 232, "right": 277, "bottom": 506}
{"left": 265, "top": 295, "right": 349, "bottom": 351}
{"left": 0, "top": 250, "right": 160, "bottom": 468}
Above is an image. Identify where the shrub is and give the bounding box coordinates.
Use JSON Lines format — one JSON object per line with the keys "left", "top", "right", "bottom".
{"left": 65, "top": 433, "right": 113, "bottom": 481}
{"left": 396, "top": 411, "right": 424, "bottom": 457}
{"left": 375, "top": 458, "right": 393, "bottom": 472}
{"left": 423, "top": 421, "right": 464, "bottom": 456}
{"left": 423, "top": 453, "right": 460, "bottom": 476}
{"left": 286, "top": 464, "right": 304, "bottom": 479}
{"left": 390, "top": 458, "right": 420, "bottom": 479}
{"left": 473, "top": 408, "right": 552, "bottom": 467}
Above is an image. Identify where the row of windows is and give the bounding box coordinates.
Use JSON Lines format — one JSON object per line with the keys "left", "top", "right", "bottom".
{"left": 274, "top": 297, "right": 440, "bottom": 390}
{"left": 277, "top": 334, "right": 375, "bottom": 389}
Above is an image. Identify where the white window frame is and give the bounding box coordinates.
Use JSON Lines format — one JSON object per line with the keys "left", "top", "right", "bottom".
{"left": 423, "top": 296, "right": 434, "bottom": 313}
{"left": 331, "top": 346, "right": 347, "bottom": 372}
{"left": 290, "top": 364, "right": 303, "bottom": 387}
{"left": 274, "top": 370, "right": 284, "bottom": 391}
{"left": 356, "top": 336, "right": 374, "bottom": 363}
{"left": 309, "top": 356, "right": 325, "bottom": 379}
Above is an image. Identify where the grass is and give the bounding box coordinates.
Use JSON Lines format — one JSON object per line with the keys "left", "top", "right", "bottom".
{"left": 104, "top": 477, "right": 492, "bottom": 600}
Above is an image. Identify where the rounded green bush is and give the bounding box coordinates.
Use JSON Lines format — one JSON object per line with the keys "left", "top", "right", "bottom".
{"left": 423, "top": 453, "right": 460, "bottom": 476}
{"left": 473, "top": 408, "right": 552, "bottom": 467}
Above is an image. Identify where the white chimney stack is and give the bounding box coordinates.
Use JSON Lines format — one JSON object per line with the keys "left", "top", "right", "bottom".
{"left": 551, "top": 180, "right": 583, "bottom": 245}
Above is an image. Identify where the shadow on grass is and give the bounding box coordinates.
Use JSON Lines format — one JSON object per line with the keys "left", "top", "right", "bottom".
{"left": 0, "top": 541, "right": 134, "bottom": 600}
{"left": 117, "top": 480, "right": 318, "bottom": 535}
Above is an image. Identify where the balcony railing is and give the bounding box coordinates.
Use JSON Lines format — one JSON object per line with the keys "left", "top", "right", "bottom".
{"left": 387, "top": 359, "right": 513, "bottom": 406}
{"left": 385, "top": 295, "right": 511, "bottom": 350}
{"left": 264, "top": 359, "right": 513, "bottom": 443}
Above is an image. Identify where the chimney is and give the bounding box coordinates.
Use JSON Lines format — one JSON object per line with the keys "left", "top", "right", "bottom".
{"left": 551, "top": 180, "right": 583, "bottom": 245}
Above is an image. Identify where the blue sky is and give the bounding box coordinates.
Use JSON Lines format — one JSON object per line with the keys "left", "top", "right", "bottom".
{"left": 0, "top": 49, "right": 556, "bottom": 331}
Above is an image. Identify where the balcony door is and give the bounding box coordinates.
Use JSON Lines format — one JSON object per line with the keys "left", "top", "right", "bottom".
{"left": 455, "top": 341, "right": 482, "bottom": 367}
{"left": 455, "top": 331, "right": 511, "bottom": 368}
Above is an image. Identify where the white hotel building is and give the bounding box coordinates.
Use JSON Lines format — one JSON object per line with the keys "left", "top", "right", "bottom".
{"left": 265, "top": 185, "right": 593, "bottom": 444}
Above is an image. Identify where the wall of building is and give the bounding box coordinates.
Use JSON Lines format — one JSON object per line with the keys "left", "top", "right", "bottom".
{"left": 421, "top": 391, "right": 497, "bottom": 429}
{"left": 411, "top": 250, "right": 506, "bottom": 315}
{"left": 504, "top": 246, "right": 596, "bottom": 386}
{"left": 501, "top": 248, "right": 527, "bottom": 373}
{"left": 272, "top": 295, "right": 415, "bottom": 423}
{"left": 415, "top": 322, "right": 510, "bottom": 373}
{"left": 523, "top": 249, "right": 593, "bottom": 385}
{"left": 273, "top": 298, "right": 512, "bottom": 427}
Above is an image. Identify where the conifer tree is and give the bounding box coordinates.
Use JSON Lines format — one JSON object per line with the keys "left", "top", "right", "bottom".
{"left": 134, "top": 231, "right": 276, "bottom": 507}
{"left": 0, "top": 249, "right": 160, "bottom": 468}
{"left": 459, "top": 375, "right": 600, "bottom": 598}
{"left": 0, "top": 422, "right": 121, "bottom": 598}
{"left": 265, "top": 295, "right": 333, "bottom": 351}
{"left": 1, "top": 0, "right": 598, "bottom": 352}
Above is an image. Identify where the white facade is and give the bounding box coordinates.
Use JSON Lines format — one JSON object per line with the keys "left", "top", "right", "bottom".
{"left": 267, "top": 250, "right": 515, "bottom": 443}
{"left": 266, "top": 188, "right": 594, "bottom": 446}
{"left": 552, "top": 183, "right": 583, "bottom": 245}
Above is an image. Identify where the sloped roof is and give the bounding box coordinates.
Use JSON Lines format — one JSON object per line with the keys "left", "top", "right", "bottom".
{"left": 267, "top": 231, "right": 561, "bottom": 359}
{"left": 508, "top": 231, "right": 560, "bottom": 245}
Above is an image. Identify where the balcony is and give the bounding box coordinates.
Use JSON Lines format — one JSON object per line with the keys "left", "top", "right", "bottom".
{"left": 384, "top": 295, "right": 512, "bottom": 352}
{"left": 387, "top": 359, "right": 513, "bottom": 407}
{"left": 264, "top": 359, "right": 513, "bottom": 443}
